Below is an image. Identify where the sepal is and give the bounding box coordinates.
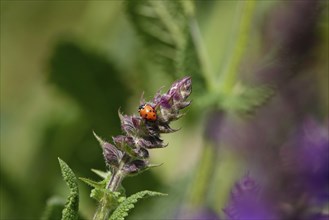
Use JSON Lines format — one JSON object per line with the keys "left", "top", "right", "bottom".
{"left": 93, "top": 131, "right": 123, "bottom": 167}
{"left": 91, "top": 169, "right": 109, "bottom": 179}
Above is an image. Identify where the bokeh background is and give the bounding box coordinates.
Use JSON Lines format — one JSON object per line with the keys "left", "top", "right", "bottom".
{"left": 1, "top": 1, "right": 328, "bottom": 219}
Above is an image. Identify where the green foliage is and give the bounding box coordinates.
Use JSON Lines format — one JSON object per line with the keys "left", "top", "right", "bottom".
{"left": 80, "top": 178, "right": 111, "bottom": 202}
{"left": 180, "top": 32, "right": 207, "bottom": 94}
{"left": 125, "top": 0, "right": 188, "bottom": 76}
{"left": 41, "top": 197, "right": 65, "bottom": 220}
{"left": 89, "top": 186, "right": 125, "bottom": 219}
{"left": 80, "top": 177, "right": 106, "bottom": 189}
{"left": 91, "top": 169, "right": 109, "bottom": 179}
{"left": 58, "top": 158, "right": 79, "bottom": 220}
{"left": 125, "top": 0, "right": 207, "bottom": 92}
{"left": 222, "top": 84, "right": 275, "bottom": 115}
{"left": 49, "top": 41, "right": 130, "bottom": 136}
{"left": 109, "top": 190, "right": 167, "bottom": 220}
{"left": 80, "top": 169, "right": 113, "bottom": 201}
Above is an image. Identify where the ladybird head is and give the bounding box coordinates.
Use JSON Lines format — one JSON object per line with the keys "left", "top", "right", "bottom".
{"left": 138, "top": 104, "right": 145, "bottom": 112}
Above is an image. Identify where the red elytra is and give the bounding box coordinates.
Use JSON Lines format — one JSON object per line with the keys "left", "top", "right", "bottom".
{"left": 138, "top": 104, "right": 157, "bottom": 121}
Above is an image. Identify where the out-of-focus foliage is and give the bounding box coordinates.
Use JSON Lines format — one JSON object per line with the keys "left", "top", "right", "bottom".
{"left": 49, "top": 41, "right": 130, "bottom": 134}
{"left": 1, "top": 0, "right": 328, "bottom": 219}
{"left": 125, "top": 0, "right": 207, "bottom": 94}
{"left": 221, "top": 83, "right": 275, "bottom": 115}
{"left": 41, "top": 197, "right": 65, "bottom": 220}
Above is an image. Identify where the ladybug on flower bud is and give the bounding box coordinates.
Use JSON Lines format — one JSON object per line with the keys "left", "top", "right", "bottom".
{"left": 138, "top": 104, "right": 157, "bottom": 121}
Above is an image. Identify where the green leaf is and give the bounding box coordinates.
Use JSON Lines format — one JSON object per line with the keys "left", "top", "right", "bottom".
{"left": 79, "top": 177, "right": 106, "bottom": 189}
{"left": 41, "top": 196, "right": 65, "bottom": 220}
{"left": 125, "top": 1, "right": 187, "bottom": 74}
{"left": 58, "top": 158, "right": 79, "bottom": 220}
{"left": 91, "top": 169, "right": 110, "bottom": 179}
{"left": 91, "top": 188, "right": 112, "bottom": 203}
{"left": 92, "top": 190, "right": 125, "bottom": 220}
{"left": 79, "top": 169, "right": 114, "bottom": 202}
{"left": 109, "top": 190, "right": 167, "bottom": 220}
{"left": 222, "top": 83, "right": 275, "bottom": 115}
{"left": 125, "top": 0, "right": 207, "bottom": 93}
{"left": 49, "top": 41, "right": 130, "bottom": 135}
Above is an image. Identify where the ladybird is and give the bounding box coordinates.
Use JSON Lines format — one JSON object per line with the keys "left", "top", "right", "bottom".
{"left": 138, "top": 104, "right": 157, "bottom": 121}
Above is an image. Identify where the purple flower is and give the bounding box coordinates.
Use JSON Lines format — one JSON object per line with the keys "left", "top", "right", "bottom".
{"left": 280, "top": 117, "right": 329, "bottom": 199}
{"left": 94, "top": 77, "right": 192, "bottom": 176}
{"left": 256, "top": 0, "right": 321, "bottom": 86}
{"left": 223, "top": 173, "right": 278, "bottom": 220}
{"left": 118, "top": 114, "right": 143, "bottom": 136}
{"left": 150, "top": 76, "right": 192, "bottom": 123}
{"left": 123, "top": 160, "right": 148, "bottom": 175}
{"left": 93, "top": 132, "right": 123, "bottom": 169}
{"left": 309, "top": 213, "right": 329, "bottom": 220}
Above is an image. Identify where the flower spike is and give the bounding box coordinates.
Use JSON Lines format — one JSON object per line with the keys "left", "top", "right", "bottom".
{"left": 95, "top": 76, "right": 191, "bottom": 178}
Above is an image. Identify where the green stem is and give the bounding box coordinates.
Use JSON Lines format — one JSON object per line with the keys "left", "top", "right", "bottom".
{"left": 92, "top": 198, "right": 113, "bottom": 220}
{"left": 92, "top": 155, "right": 127, "bottom": 220}
{"left": 219, "top": 0, "right": 256, "bottom": 94}
{"left": 189, "top": 17, "right": 214, "bottom": 92}
{"left": 187, "top": 142, "right": 217, "bottom": 207}
{"left": 107, "top": 170, "right": 124, "bottom": 192}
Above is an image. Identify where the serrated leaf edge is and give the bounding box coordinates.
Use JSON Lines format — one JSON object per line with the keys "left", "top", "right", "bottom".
{"left": 109, "top": 190, "right": 167, "bottom": 220}
{"left": 58, "top": 158, "right": 79, "bottom": 220}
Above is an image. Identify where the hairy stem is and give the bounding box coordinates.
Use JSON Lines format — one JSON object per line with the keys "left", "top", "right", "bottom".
{"left": 107, "top": 163, "right": 126, "bottom": 192}
{"left": 188, "top": 142, "right": 217, "bottom": 207}
{"left": 219, "top": 0, "right": 256, "bottom": 94}
{"left": 92, "top": 198, "right": 112, "bottom": 220}
{"left": 189, "top": 17, "right": 214, "bottom": 92}
{"left": 93, "top": 155, "right": 128, "bottom": 220}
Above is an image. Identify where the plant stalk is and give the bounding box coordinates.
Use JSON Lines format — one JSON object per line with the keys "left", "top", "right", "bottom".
{"left": 93, "top": 155, "right": 128, "bottom": 220}
{"left": 189, "top": 17, "right": 214, "bottom": 92}
{"left": 187, "top": 142, "right": 217, "bottom": 207}
{"left": 219, "top": 0, "right": 256, "bottom": 94}
{"left": 92, "top": 197, "right": 112, "bottom": 220}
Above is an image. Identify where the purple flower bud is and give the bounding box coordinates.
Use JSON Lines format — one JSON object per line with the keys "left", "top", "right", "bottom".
{"left": 119, "top": 112, "right": 143, "bottom": 136}
{"left": 223, "top": 173, "right": 278, "bottom": 220}
{"left": 112, "top": 135, "right": 135, "bottom": 147}
{"left": 158, "top": 122, "right": 179, "bottom": 133}
{"left": 175, "top": 100, "right": 191, "bottom": 109}
{"left": 103, "top": 142, "right": 122, "bottom": 167}
{"left": 137, "top": 136, "right": 167, "bottom": 149}
{"left": 133, "top": 147, "right": 149, "bottom": 159}
{"left": 112, "top": 135, "right": 149, "bottom": 159}
{"left": 123, "top": 160, "right": 148, "bottom": 175}
{"left": 93, "top": 132, "right": 123, "bottom": 167}
{"left": 144, "top": 76, "right": 192, "bottom": 124}
{"left": 159, "top": 94, "right": 174, "bottom": 109}
{"left": 168, "top": 76, "right": 192, "bottom": 100}
{"left": 98, "top": 77, "right": 191, "bottom": 189}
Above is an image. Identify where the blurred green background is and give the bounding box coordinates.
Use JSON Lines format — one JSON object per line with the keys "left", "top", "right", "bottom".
{"left": 1, "top": 1, "right": 328, "bottom": 219}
